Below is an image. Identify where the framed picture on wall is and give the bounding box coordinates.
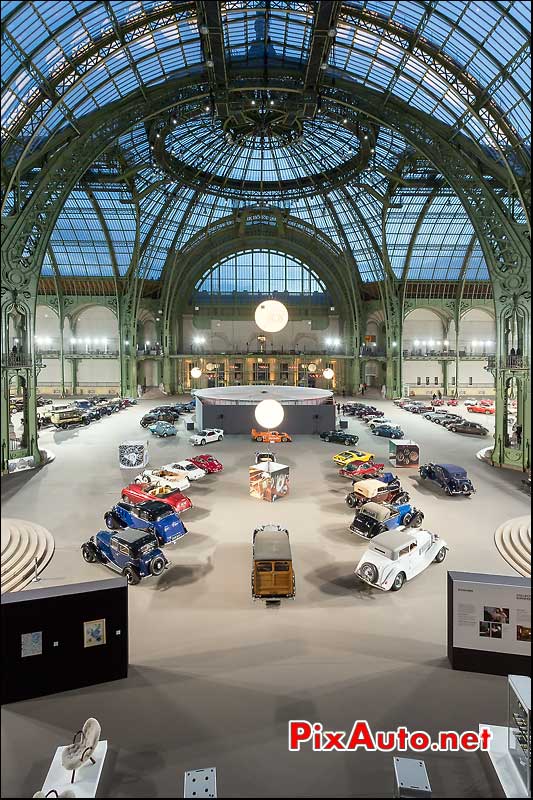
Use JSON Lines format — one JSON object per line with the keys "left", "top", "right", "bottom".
{"left": 83, "top": 618, "right": 106, "bottom": 648}
{"left": 21, "top": 631, "right": 43, "bottom": 658}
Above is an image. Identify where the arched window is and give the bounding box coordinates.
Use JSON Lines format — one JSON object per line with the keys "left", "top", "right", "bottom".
{"left": 193, "top": 250, "right": 330, "bottom": 304}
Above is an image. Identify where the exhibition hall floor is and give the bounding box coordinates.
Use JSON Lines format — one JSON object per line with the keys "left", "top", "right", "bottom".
{"left": 1, "top": 397, "right": 529, "bottom": 798}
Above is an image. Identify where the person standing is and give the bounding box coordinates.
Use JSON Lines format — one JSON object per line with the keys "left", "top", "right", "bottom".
{"left": 381, "top": 384, "right": 386, "bottom": 400}
{"left": 437, "top": 389, "right": 442, "bottom": 400}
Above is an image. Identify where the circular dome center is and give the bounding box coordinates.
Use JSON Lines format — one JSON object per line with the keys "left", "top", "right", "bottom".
{"left": 152, "top": 106, "right": 376, "bottom": 200}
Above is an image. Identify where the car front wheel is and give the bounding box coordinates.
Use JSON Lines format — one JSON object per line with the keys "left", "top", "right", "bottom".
{"left": 434, "top": 547, "right": 447, "bottom": 563}
{"left": 391, "top": 572, "right": 406, "bottom": 591}
{"left": 105, "top": 512, "right": 122, "bottom": 530}
{"left": 324, "top": 436, "right": 330, "bottom": 442}
{"left": 281, "top": 437, "right": 288, "bottom": 442}
{"left": 402, "top": 512, "right": 413, "bottom": 526}
{"left": 124, "top": 565, "right": 141, "bottom": 585}
{"left": 256, "top": 436, "right": 263, "bottom": 442}
{"left": 449, "top": 427, "right": 457, "bottom": 432}
{"left": 413, "top": 512, "right": 424, "bottom": 527}
{"left": 218, "top": 435, "right": 223, "bottom": 441}
{"left": 150, "top": 556, "right": 166, "bottom": 576}
{"left": 346, "top": 495, "right": 356, "bottom": 508}
{"left": 82, "top": 543, "right": 97, "bottom": 563}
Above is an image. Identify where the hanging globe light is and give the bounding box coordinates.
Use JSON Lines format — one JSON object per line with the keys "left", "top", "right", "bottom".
{"left": 191, "top": 367, "right": 202, "bottom": 379}
{"left": 254, "top": 399, "right": 284, "bottom": 429}
{"left": 254, "top": 300, "right": 289, "bottom": 333}
{"left": 206, "top": 363, "right": 216, "bottom": 371}
{"left": 308, "top": 363, "right": 317, "bottom": 372}
{"left": 323, "top": 368, "right": 334, "bottom": 380}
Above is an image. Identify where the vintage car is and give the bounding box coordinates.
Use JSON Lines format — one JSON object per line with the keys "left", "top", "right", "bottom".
{"left": 419, "top": 462, "right": 476, "bottom": 496}
{"left": 338, "top": 461, "right": 385, "bottom": 480}
{"left": 393, "top": 398, "right": 412, "bottom": 407}
{"left": 150, "top": 405, "right": 181, "bottom": 419}
{"left": 478, "top": 398, "right": 495, "bottom": 407}
{"left": 189, "top": 454, "right": 223, "bottom": 473}
{"left": 432, "top": 413, "right": 463, "bottom": 426}
{"left": 104, "top": 499, "right": 187, "bottom": 546}
{"left": 357, "top": 407, "right": 384, "bottom": 419}
{"left": 431, "top": 398, "right": 445, "bottom": 406}
{"left": 468, "top": 404, "right": 495, "bottom": 415}
{"left": 345, "top": 476, "right": 409, "bottom": 509}
{"left": 148, "top": 420, "right": 177, "bottom": 437}
{"left": 422, "top": 409, "right": 451, "bottom": 421}
{"left": 333, "top": 449, "right": 375, "bottom": 467}
{"left": 189, "top": 428, "right": 224, "bottom": 446}
{"left": 121, "top": 481, "right": 193, "bottom": 514}
{"left": 366, "top": 416, "right": 393, "bottom": 428}
{"left": 140, "top": 410, "right": 177, "bottom": 427}
{"left": 446, "top": 398, "right": 459, "bottom": 406}
{"left": 354, "top": 529, "right": 448, "bottom": 591}
{"left": 255, "top": 450, "right": 277, "bottom": 464}
{"left": 251, "top": 429, "right": 292, "bottom": 443}
{"left": 50, "top": 406, "right": 90, "bottom": 429}
{"left": 406, "top": 403, "right": 433, "bottom": 414}
{"left": 164, "top": 459, "right": 206, "bottom": 481}
{"left": 135, "top": 468, "right": 190, "bottom": 492}
{"left": 319, "top": 430, "right": 359, "bottom": 445}
{"left": 81, "top": 528, "right": 169, "bottom": 585}
{"left": 252, "top": 524, "right": 295, "bottom": 601}
{"left": 447, "top": 419, "right": 489, "bottom": 436}
{"left": 371, "top": 423, "right": 404, "bottom": 439}
{"left": 73, "top": 400, "right": 100, "bottom": 418}
{"left": 349, "top": 500, "right": 424, "bottom": 538}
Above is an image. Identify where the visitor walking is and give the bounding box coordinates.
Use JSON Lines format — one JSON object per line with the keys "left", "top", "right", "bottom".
{"left": 432, "top": 392, "right": 437, "bottom": 401}
{"left": 437, "top": 389, "right": 442, "bottom": 400}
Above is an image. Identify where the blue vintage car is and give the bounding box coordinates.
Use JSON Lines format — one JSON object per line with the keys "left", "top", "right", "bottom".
{"left": 149, "top": 420, "right": 177, "bottom": 437}
{"left": 104, "top": 499, "right": 187, "bottom": 545}
{"left": 372, "top": 423, "right": 404, "bottom": 438}
{"left": 419, "top": 463, "right": 476, "bottom": 496}
{"left": 349, "top": 500, "right": 424, "bottom": 538}
{"left": 81, "top": 528, "right": 169, "bottom": 585}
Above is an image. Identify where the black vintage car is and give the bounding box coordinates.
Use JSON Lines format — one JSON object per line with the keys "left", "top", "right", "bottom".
{"left": 150, "top": 405, "right": 181, "bottom": 419}
{"left": 140, "top": 410, "right": 177, "bottom": 427}
{"left": 419, "top": 463, "right": 475, "bottom": 496}
{"left": 446, "top": 419, "right": 488, "bottom": 436}
{"left": 320, "top": 430, "right": 359, "bottom": 445}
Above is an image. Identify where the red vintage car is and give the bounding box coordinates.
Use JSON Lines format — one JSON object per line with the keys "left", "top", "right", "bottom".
{"left": 121, "top": 482, "right": 193, "bottom": 513}
{"left": 431, "top": 398, "right": 445, "bottom": 406}
{"left": 338, "top": 462, "right": 385, "bottom": 480}
{"left": 479, "top": 398, "right": 495, "bottom": 407}
{"left": 189, "top": 454, "right": 223, "bottom": 473}
{"left": 446, "top": 398, "right": 458, "bottom": 406}
{"left": 468, "top": 404, "right": 495, "bottom": 415}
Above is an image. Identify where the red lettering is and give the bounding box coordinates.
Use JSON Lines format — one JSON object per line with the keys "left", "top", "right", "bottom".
{"left": 396, "top": 727, "right": 409, "bottom": 751}
{"left": 313, "top": 723, "right": 323, "bottom": 750}
{"left": 461, "top": 731, "right": 480, "bottom": 751}
{"left": 479, "top": 727, "right": 493, "bottom": 751}
{"left": 323, "top": 731, "right": 346, "bottom": 751}
{"left": 346, "top": 721, "right": 375, "bottom": 751}
{"left": 289, "top": 721, "right": 312, "bottom": 751}
{"left": 375, "top": 730, "right": 396, "bottom": 751}
{"left": 439, "top": 731, "right": 459, "bottom": 751}
{"left": 410, "top": 731, "right": 431, "bottom": 751}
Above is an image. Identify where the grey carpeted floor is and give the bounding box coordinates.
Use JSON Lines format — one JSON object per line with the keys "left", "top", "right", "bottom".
{"left": 1, "top": 394, "right": 528, "bottom": 798}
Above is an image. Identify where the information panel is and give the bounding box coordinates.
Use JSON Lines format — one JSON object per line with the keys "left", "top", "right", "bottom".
{"left": 447, "top": 571, "right": 531, "bottom": 675}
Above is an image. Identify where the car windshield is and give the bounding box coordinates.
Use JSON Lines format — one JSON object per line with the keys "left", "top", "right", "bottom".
{"left": 182, "top": 463, "right": 196, "bottom": 471}
{"left": 197, "top": 431, "right": 207, "bottom": 436}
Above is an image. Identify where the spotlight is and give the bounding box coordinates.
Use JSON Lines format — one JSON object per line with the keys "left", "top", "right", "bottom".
{"left": 328, "top": 27, "right": 337, "bottom": 37}
{"left": 206, "top": 59, "right": 214, "bottom": 68}
{"left": 171, "top": 116, "right": 177, "bottom": 125}
{"left": 251, "top": 99, "right": 256, "bottom": 106}
{"left": 269, "top": 99, "right": 275, "bottom": 105}
{"left": 343, "top": 118, "right": 348, "bottom": 124}
{"left": 205, "top": 105, "right": 211, "bottom": 112}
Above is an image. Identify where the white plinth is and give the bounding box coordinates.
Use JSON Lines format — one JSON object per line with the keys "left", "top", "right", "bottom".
{"left": 41, "top": 740, "right": 107, "bottom": 798}
{"left": 480, "top": 724, "right": 529, "bottom": 798}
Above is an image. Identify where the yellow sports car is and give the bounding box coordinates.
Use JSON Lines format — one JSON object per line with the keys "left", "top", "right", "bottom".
{"left": 332, "top": 449, "right": 375, "bottom": 466}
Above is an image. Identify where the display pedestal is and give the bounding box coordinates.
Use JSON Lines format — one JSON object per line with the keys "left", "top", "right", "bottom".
{"left": 249, "top": 462, "right": 289, "bottom": 502}
{"left": 480, "top": 725, "right": 529, "bottom": 798}
{"left": 388, "top": 439, "right": 419, "bottom": 467}
{"left": 118, "top": 440, "right": 149, "bottom": 469}
{"left": 41, "top": 740, "right": 107, "bottom": 798}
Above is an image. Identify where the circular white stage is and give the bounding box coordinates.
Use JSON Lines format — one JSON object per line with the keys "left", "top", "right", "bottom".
{"left": 196, "top": 385, "right": 333, "bottom": 405}
{"left": 195, "top": 385, "right": 335, "bottom": 434}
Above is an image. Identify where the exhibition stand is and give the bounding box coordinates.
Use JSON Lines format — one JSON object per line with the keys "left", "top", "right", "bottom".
{"left": 249, "top": 462, "right": 290, "bottom": 502}
{"left": 388, "top": 439, "right": 419, "bottom": 467}
{"left": 41, "top": 740, "right": 107, "bottom": 799}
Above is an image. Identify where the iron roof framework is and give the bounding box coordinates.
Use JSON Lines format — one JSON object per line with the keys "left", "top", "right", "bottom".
{"left": 0, "top": 0, "right": 530, "bottom": 304}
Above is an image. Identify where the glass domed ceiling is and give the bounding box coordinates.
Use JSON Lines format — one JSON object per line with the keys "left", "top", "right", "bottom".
{"left": 151, "top": 107, "right": 376, "bottom": 200}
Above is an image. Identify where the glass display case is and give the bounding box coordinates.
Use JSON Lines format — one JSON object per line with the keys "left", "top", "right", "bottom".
{"left": 508, "top": 675, "right": 531, "bottom": 795}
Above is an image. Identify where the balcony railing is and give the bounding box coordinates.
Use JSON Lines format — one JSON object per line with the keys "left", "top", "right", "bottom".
{"left": 486, "top": 355, "right": 529, "bottom": 370}
{"left": 2, "top": 353, "right": 43, "bottom": 369}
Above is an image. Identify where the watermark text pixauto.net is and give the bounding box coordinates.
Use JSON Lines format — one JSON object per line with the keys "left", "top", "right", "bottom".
{"left": 288, "top": 721, "right": 492, "bottom": 753}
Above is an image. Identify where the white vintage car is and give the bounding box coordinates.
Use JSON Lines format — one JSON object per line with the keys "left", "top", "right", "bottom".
{"left": 366, "top": 417, "right": 393, "bottom": 428}
{"left": 189, "top": 428, "right": 224, "bottom": 446}
{"left": 354, "top": 528, "right": 448, "bottom": 591}
{"left": 164, "top": 460, "right": 206, "bottom": 481}
{"left": 135, "top": 468, "right": 190, "bottom": 492}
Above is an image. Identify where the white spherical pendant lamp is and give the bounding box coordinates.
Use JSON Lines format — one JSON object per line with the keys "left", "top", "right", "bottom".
{"left": 205, "top": 362, "right": 215, "bottom": 371}
{"left": 323, "top": 368, "right": 334, "bottom": 380}
{"left": 307, "top": 363, "right": 317, "bottom": 373}
{"left": 254, "top": 300, "right": 289, "bottom": 333}
{"left": 254, "top": 399, "right": 284, "bottom": 430}
{"left": 191, "top": 367, "right": 202, "bottom": 379}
